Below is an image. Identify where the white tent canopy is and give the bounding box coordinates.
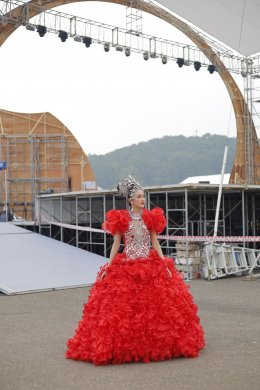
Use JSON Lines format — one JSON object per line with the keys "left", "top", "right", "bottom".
{"left": 157, "top": 0, "right": 260, "bottom": 57}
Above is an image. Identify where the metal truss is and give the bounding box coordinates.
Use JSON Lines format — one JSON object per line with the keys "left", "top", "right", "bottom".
{"left": 1, "top": 0, "right": 259, "bottom": 75}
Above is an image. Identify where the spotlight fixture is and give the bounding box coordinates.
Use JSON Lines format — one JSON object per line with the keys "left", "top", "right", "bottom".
{"left": 207, "top": 64, "right": 216, "bottom": 74}
{"left": 83, "top": 36, "right": 92, "bottom": 48}
{"left": 176, "top": 58, "right": 184, "bottom": 68}
{"left": 194, "top": 61, "right": 201, "bottom": 71}
{"left": 36, "top": 25, "right": 47, "bottom": 37}
{"left": 58, "top": 30, "right": 68, "bottom": 42}
{"left": 73, "top": 35, "right": 82, "bottom": 42}
{"left": 161, "top": 55, "right": 167, "bottom": 64}
{"left": 26, "top": 23, "right": 35, "bottom": 31}
{"left": 125, "top": 47, "right": 131, "bottom": 57}
{"left": 104, "top": 43, "right": 110, "bottom": 52}
{"left": 0, "top": 15, "right": 8, "bottom": 26}
{"left": 143, "top": 52, "right": 149, "bottom": 61}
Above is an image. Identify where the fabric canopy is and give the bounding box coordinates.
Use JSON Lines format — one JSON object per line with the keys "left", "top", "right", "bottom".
{"left": 157, "top": 0, "right": 260, "bottom": 57}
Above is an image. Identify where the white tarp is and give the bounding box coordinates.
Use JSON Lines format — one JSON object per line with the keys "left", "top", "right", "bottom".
{"left": 0, "top": 223, "right": 107, "bottom": 295}
{"left": 157, "top": 0, "right": 260, "bottom": 56}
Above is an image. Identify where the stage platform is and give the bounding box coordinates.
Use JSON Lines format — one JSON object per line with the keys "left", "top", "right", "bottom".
{"left": 0, "top": 222, "right": 107, "bottom": 295}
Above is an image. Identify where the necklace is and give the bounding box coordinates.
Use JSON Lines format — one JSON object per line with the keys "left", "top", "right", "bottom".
{"left": 130, "top": 210, "right": 142, "bottom": 220}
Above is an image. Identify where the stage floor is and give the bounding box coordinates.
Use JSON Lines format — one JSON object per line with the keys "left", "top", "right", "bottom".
{"left": 0, "top": 222, "right": 107, "bottom": 294}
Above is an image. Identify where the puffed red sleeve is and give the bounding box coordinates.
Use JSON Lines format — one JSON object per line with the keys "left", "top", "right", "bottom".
{"left": 150, "top": 207, "right": 167, "bottom": 234}
{"left": 102, "top": 210, "right": 130, "bottom": 235}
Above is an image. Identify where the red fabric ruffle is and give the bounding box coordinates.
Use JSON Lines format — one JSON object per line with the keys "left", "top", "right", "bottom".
{"left": 142, "top": 207, "right": 166, "bottom": 234}
{"left": 66, "top": 251, "right": 205, "bottom": 365}
{"left": 102, "top": 210, "right": 130, "bottom": 235}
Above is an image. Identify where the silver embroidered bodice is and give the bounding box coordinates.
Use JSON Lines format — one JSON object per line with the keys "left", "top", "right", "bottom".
{"left": 124, "top": 211, "right": 150, "bottom": 259}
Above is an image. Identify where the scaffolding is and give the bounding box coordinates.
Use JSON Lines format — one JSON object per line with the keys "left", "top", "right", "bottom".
{"left": 0, "top": 134, "right": 68, "bottom": 220}
{"left": 35, "top": 184, "right": 260, "bottom": 259}
{"left": 0, "top": 110, "right": 96, "bottom": 220}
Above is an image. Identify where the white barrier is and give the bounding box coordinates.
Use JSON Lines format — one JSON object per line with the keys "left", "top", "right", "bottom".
{"left": 204, "top": 243, "right": 260, "bottom": 280}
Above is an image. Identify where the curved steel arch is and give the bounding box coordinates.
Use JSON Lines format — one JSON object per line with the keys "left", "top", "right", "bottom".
{"left": 1, "top": 0, "right": 259, "bottom": 184}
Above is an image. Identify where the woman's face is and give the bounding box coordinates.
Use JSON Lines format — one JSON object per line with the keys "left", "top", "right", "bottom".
{"left": 130, "top": 189, "right": 145, "bottom": 211}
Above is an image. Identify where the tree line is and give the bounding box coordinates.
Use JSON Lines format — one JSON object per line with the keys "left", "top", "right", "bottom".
{"left": 89, "top": 134, "right": 236, "bottom": 189}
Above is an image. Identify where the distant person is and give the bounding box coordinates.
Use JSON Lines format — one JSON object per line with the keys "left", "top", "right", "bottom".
{"left": 66, "top": 175, "right": 205, "bottom": 365}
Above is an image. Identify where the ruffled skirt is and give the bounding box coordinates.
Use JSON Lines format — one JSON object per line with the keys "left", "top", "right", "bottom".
{"left": 66, "top": 250, "right": 205, "bottom": 365}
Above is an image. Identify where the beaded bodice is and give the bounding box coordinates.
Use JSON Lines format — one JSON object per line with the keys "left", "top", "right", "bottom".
{"left": 124, "top": 211, "right": 150, "bottom": 259}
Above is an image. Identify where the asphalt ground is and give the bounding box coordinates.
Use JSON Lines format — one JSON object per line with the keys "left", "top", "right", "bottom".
{"left": 1, "top": 276, "right": 260, "bottom": 390}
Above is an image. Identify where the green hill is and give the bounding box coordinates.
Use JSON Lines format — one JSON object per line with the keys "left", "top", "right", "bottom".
{"left": 89, "top": 134, "right": 236, "bottom": 189}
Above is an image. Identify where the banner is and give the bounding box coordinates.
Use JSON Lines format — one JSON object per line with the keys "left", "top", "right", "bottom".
{"left": 0, "top": 161, "right": 7, "bottom": 170}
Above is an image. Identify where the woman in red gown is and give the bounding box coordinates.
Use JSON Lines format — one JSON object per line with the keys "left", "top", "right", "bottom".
{"left": 66, "top": 176, "right": 205, "bottom": 365}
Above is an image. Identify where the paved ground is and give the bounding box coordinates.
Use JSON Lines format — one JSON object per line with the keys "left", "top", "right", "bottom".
{"left": 1, "top": 276, "right": 260, "bottom": 390}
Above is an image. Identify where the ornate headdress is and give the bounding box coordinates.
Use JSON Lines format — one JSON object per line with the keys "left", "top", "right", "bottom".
{"left": 117, "top": 175, "right": 143, "bottom": 200}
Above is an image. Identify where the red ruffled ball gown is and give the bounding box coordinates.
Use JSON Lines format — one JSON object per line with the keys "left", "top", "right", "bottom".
{"left": 66, "top": 207, "right": 205, "bottom": 365}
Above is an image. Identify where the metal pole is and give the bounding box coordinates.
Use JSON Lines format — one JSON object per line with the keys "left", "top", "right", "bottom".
{"left": 4, "top": 168, "right": 8, "bottom": 221}
{"left": 185, "top": 187, "right": 190, "bottom": 281}
{"left": 214, "top": 146, "right": 228, "bottom": 237}
{"left": 242, "top": 190, "right": 245, "bottom": 248}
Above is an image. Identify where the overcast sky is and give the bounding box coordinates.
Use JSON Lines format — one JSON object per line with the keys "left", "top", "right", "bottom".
{"left": 0, "top": 1, "right": 247, "bottom": 155}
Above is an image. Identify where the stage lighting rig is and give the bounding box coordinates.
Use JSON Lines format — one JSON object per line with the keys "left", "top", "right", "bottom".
{"left": 104, "top": 43, "right": 110, "bottom": 52}
{"left": 176, "top": 58, "right": 184, "bottom": 68}
{"left": 207, "top": 64, "right": 216, "bottom": 74}
{"left": 161, "top": 56, "right": 167, "bottom": 64}
{"left": 73, "top": 35, "right": 82, "bottom": 42}
{"left": 25, "top": 24, "right": 35, "bottom": 31}
{"left": 58, "top": 30, "right": 68, "bottom": 42}
{"left": 194, "top": 61, "right": 201, "bottom": 71}
{"left": 0, "top": 15, "right": 8, "bottom": 26}
{"left": 36, "top": 25, "right": 47, "bottom": 37}
{"left": 143, "top": 52, "right": 149, "bottom": 61}
{"left": 83, "top": 37, "right": 92, "bottom": 48}
{"left": 125, "top": 47, "right": 131, "bottom": 57}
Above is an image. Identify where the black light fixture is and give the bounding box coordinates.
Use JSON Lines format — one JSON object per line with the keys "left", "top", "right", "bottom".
{"left": 36, "top": 25, "right": 47, "bottom": 37}
{"left": 73, "top": 35, "right": 82, "bottom": 42}
{"left": 143, "top": 52, "right": 149, "bottom": 61}
{"left": 58, "top": 30, "right": 68, "bottom": 42}
{"left": 207, "top": 64, "right": 216, "bottom": 74}
{"left": 125, "top": 47, "right": 131, "bottom": 57}
{"left": 176, "top": 58, "right": 184, "bottom": 68}
{"left": 161, "top": 55, "right": 167, "bottom": 64}
{"left": 26, "top": 24, "right": 35, "bottom": 31}
{"left": 194, "top": 61, "right": 201, "bottom": 71}
{"left": 83, "top": 36, "right": 92, "bottom": 48}
{"left": 104, "top": 43, "right": 110, "bottom": 52}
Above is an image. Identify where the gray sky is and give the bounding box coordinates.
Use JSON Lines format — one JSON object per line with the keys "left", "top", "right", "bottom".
{"left": 0, "top": 2, "right": 244, "bottom": 155}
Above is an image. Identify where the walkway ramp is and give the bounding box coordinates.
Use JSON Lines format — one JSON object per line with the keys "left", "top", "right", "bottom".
{"left": 0, "top": 223, "right": 107, "bottom": 295}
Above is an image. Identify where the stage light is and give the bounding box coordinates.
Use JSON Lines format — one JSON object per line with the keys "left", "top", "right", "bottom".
{"left": 115, "top": 46, "right": 124, "bottom": 52}
{"left": 36, "top": 25, "right": 47, "bottom": 37}
{"left": 207, "top": 64, "right": 216, "bottom": 74}
{"left": 161, "top": 56, "right": 167, "bottom": 64}
{"left": 150, "top": 53, "right": 157, "bottom": 59}
{"left": 73, "top": 35, "right": 82, "bottom": 42}
{"left": 0, "top": 16, "right": 8, "bottom": 26}
{"left": 104, "top": 43, "right": 110, "bottom": 52}
{"left": 125, "top": 47, "right": 131, "bottom": 57}
{"left": 176, "top": 58, "right": 184, "bottom": 68}
{"left": 194, "top": 61, "right": 201, "bottom": 71}
{"left": 58, "top": 30, "right": 68, "bottom": 42}
{"left": 143, "top": 52, "right": 149, "bottom": 61}
{"left": 26, "top": 24, "right": 35, "bottom": 31}
{"left": 83, "top": 36, "right": 92, "bottom": 48}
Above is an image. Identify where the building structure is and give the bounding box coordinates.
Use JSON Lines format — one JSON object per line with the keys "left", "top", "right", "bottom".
{"left": 0, "top": 109, "right": 96, "bottom": 220}
{"left": 36, "top": 183, "right": 260, "bottom": 257}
